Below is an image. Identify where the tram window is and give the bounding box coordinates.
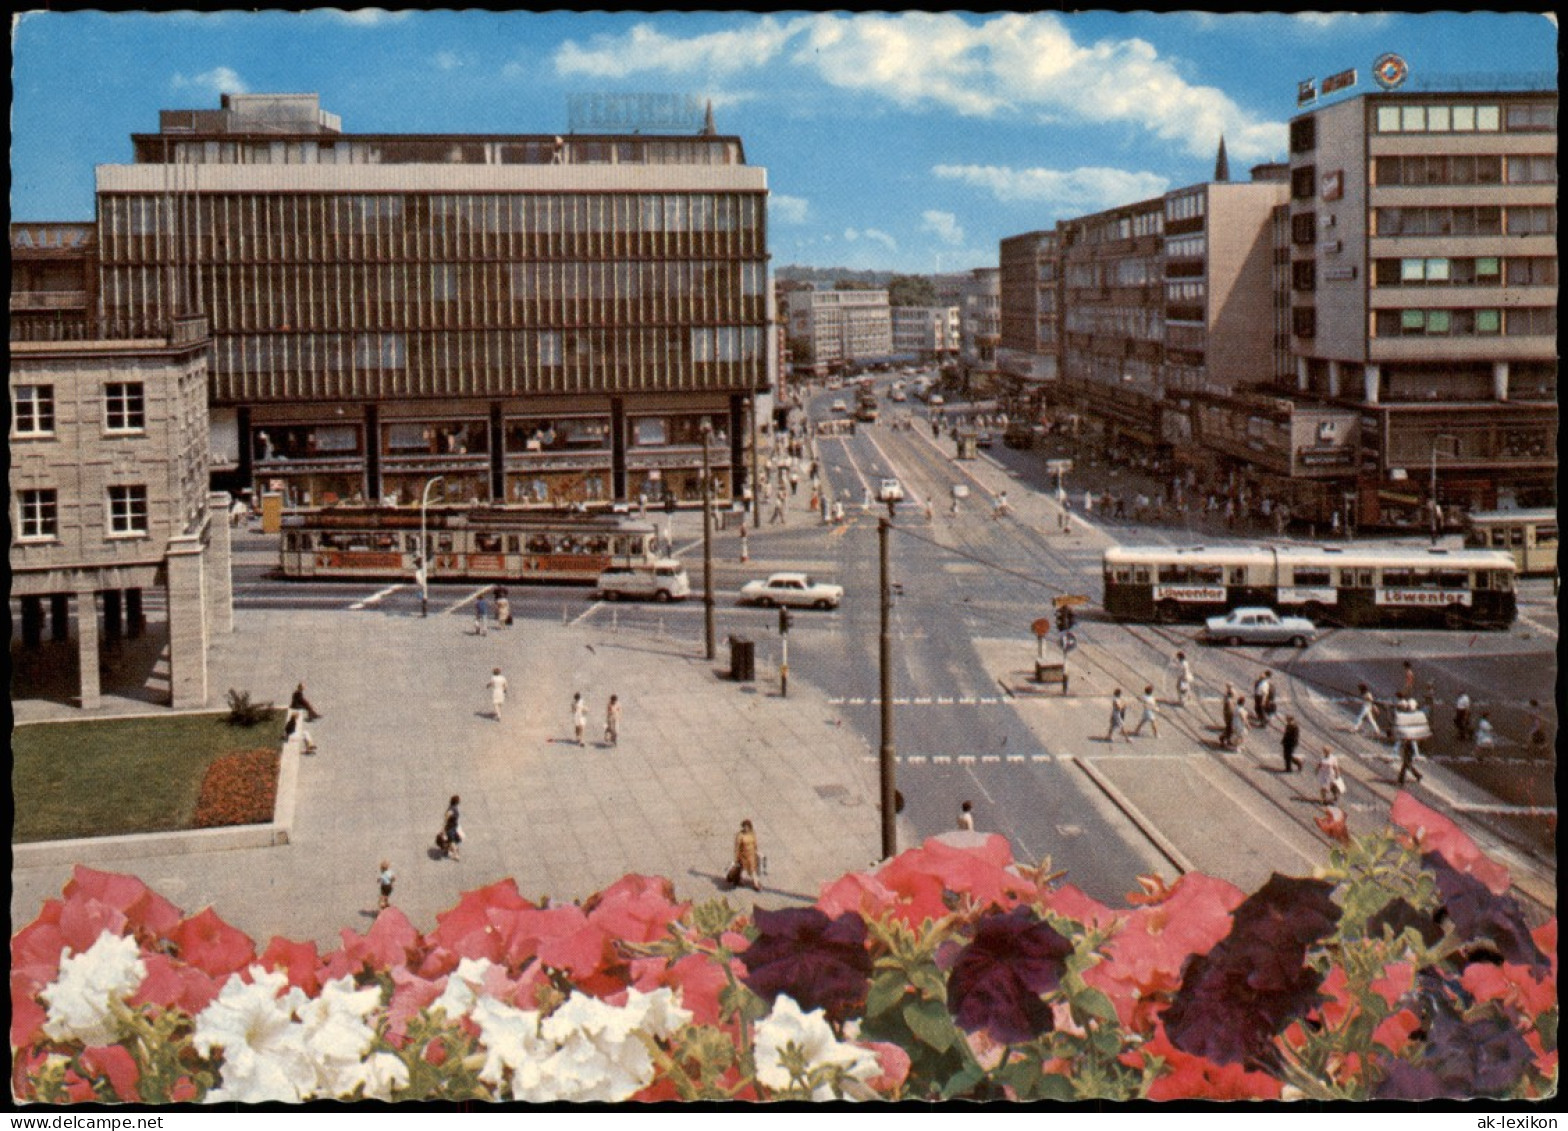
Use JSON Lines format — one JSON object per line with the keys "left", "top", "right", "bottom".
{"left": 1132, "top": 566, "right": 1150, "bottom": 584}
{"left": 1505, "top": 528, "right": 1523, "bottom": 547}
{"left": 583, "top": 535, "right": 610, "bottom": 554}
{"left": 1112, "top": 568, "right": 1131, "bottom": 583}
{"left": 1383, "top": 569, "right": 1412, "bottom": 587}
{"left": 1438, "top": 571, "right": 1467, "bottom": 589}
{"left": 437, "top": 534, "right": 454, "bottom": 553}
{"left": 1228, "top": 567, "right": 1246, "bottom": 585}
{"left": 1294, "top": 568, "right": 1331, "bottom": 586}
{"left": 558, "top": 536, "right": 583, "bottom": 554}
{"left": 1537, "top": 524, "right": 1557, "bottom": 547}
{"left": 405, "top": 534, "right": 420, "bottom": 553}
{"left": 374, "top": 534, "right": 396, "bottom": 551}
{"left": 506, "top": 535, "right": 520, "bottom": 553}
{"left": 284, "top": 533, "right": 297, "bottom": 551}
{"left": 526, "top": 533, "right": 552, "bottom": 553}
{"left": 475, "top": 533, "right": 502, "bottom": 553}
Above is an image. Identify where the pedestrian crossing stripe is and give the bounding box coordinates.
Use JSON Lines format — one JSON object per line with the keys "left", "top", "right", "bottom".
{"left": 862, "top": 753, "right": 1057, "bottom": 766}
{"left": 830, "top": 696, "right": 1008, "bottom": 706}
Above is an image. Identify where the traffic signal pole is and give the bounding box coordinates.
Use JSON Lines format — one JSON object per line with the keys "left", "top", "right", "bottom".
{"left": 879, "top": 516, "right": 897, "bottom": 859}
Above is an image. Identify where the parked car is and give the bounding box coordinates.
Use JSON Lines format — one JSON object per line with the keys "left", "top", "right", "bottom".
{"left": 831, "top": 399, "right": 848, "bottom": 413}
{"left": 878, "top": 478, "right": 905, "bottom": 502}
{"left": 1200, "top": 607, "right": 1318, "bottom": 648}
{"left": 739, "top": 572, "right": 844, "bottom": 610}
{"left": 596, "top": 561, "right": 691, "bottom": 602}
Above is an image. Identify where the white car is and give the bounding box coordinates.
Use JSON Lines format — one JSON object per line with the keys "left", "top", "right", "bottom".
{"left": 831, "top": 399, "right": 848, "bottom": 413}
{"left": 596, "top": 561, "right": 691, "bottom": 602}
{"left": 878, "top": 478, "right": 905, "bottom": 502}
{"left": 1201, "top": 607, "right": 1318, "bottom": 648}
{"left": 739, "top": 572, "right": 844, "bottom": 610}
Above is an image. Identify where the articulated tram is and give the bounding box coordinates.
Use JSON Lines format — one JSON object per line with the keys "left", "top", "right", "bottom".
{"left": 1103, "top": 544, "right": 1517, "bottom": 629}
{"left": 1462, "top": 508, "right": 1558, "bottom": 577}
{"left": 279, "top": 507, "right": 662, "bottom": 584}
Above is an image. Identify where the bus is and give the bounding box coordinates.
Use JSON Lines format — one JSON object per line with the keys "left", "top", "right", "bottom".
{"left": 1462, "top": 508, "right": 1558, "bottom": 577}
{"left": 1102, "top": 544, "right": 1517, "bottom": 629}
{"left": 279, "top": 506, "right": 662, "bottom": 584}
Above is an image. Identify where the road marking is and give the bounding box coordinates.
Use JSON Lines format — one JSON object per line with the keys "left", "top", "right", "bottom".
{"left": 444, "top": 586, "right": 493, "bottom": 615}
{"left": 349, "top": 583, "right": 404, "bottom": 610}
{"left": 569, "top": 601, "right": 605, "bottom": 628}
{"left": 828, "top": 696, "right": 1008, "bottom": 706}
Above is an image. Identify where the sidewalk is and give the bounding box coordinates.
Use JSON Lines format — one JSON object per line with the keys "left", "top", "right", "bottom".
{"left": 11, "top": 597, "right": 884, "bottom": 947}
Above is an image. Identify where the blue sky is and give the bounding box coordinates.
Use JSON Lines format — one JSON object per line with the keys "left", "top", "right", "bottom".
{"left": 10, "top": 10, "right": 1558, "bottom": 274}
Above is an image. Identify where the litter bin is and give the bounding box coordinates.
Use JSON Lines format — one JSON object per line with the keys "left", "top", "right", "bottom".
{"left": 729, "top": 637, "right": 755, "bottom": 682}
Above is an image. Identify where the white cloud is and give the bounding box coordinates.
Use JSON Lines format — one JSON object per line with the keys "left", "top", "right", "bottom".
{"left": 932, "top": 164, "right": 1171, "bottom": 213}
{"left": 844, "top": 227, "right": 898, "bottom": 253}
{"left": 771, "top": 195, "right": 810, "bottom": 224}
{"left": 553, "top": 13, "right": 1288, "bottom": 162}
{"left": 434, "top": 50, "right": 463, "bottom": 71}
{"left": 921, "top": 210, "right": 964, "bottom": 246}
{"left": 172, "top": 66, "right": 248, "bottom": 97}
{"left": 1293, "top": 12, "right": 1389, "bottom": 31}
{"left": 320, "top": 9, "right": 412, "bottom": 26}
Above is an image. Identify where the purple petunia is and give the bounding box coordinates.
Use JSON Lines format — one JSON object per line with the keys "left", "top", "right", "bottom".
{"left": 1163, "top": 874, "right": 1341, "bottom": 1068}
{"left": 1422, "top": 853, "right": 1549, "bottom": 972}
{"left": 739, "top": 907, "right": 872, "bottom": 1024}
{"left": 1376, "top": 1010, "right": 1535, "bottom": 1099}
{"left": 945, "top": 908, "right": 1073, "bottom": 1045}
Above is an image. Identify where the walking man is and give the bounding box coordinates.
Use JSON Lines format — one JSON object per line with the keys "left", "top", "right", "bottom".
{"left": 1453, "top": 691, "right": 1473, "bottom": 742}
{"left": 486, "top": 667, "right": 508, "bottom": 721}
{"left": 474, "top": 593, "right": 489, "bottom": 636}
{"left": 1253, "top": 671, "right": 1273, "bottom": 726}
{"left": 605, "top": 694, "right": 621, "bottom": 746}
{"left": 1474, "top": 711, "right": 1496, "bottom": 751}
{"left": 1350, "top": 683, "right": 1381, "bottom": 736}
{"left": 1317, "top": 748, "right": 1346, "bottom": 805}
{"left": 290, "top": 682, "right": 322, "bottom": 722}
{"left": 1173, "top": 651, "right": 1193, "bottom": 707}
{"left": 572, "top": 692, "right": 588, "bottom": 747}
{"left": 1106, "top": 689, "right": 1132, "bottom": 743}
{"left": 1220, "top": 684, "right": 1237, "bottom": 748}
{"left": 957, "top": 800, "right": 976, "bottom": 832}
{"left": 1281, "top": 714, "right": 1302, "bottom": 772}
{"left": 1131, "top": 685, "right": 1161, "bottom": 738}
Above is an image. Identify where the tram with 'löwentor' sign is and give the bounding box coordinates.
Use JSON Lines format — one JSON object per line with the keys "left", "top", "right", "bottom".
{"left": 1462, "top": 508, "right": 1558, "bottom": 578}
{"left": 279, "top": 507, "right": 662, "bottom": 583}
{"left": 1102, "top": 544, "right": 1517, "bottom": 629}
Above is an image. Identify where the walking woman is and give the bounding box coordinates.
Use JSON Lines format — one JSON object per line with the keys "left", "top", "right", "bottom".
{"left": 732, "top": 819, "right": 762, "bottom": 891}
{"left": 441, "top": 795, "right": 463, "bottom": 861}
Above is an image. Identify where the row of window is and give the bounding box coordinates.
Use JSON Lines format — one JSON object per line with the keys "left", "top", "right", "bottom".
{"left": 1373, "top": 256, "right": 1556, "bottom": 287}
{"left": 157, "top": 136, "right": 740, "bottom": 169}
{"left": 1067, "top": 209, "right": 1164, "bottom": 246}
{"left": 12, "top": 383, "right": 145, "bottom": 437}
{"left": 1372, "top": 102, "right": 1554, "bottom": 134}
{"left": 1372, "top": 307, "right": 1556, "bottom": 338}
{"left": 1371, "top": 205, "right": 1556, "bottom": 238}
{"left": 16, "top": 486, "right": 147, "bottom": 540}
{"left": 1373, "top": 154, "right": 1556, "bottom": 187}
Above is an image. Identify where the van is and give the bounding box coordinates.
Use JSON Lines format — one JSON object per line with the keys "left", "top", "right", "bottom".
{"left": 595, "top": 560, "right": 692, "bottom": 602}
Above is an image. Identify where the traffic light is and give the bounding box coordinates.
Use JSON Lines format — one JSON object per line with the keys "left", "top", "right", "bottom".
{"left": 1056, "top": 606, "right": 1068, "bottom": 632}
{"left": 778, "top": 607, "right": 793, "bottom": 634}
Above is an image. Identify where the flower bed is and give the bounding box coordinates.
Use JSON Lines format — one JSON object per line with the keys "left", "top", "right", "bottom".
{"left": 10, "top": 794, "right": 1556, "bottom": 1104}
{"left": 192, "top": 748, "right": 280, "bottom": 829}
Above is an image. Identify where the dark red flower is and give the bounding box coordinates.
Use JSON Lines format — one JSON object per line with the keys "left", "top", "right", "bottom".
{"left": 1143, "top": 1024, "right": 1283, "bottom": 1101}
{"left": 1163, "top": 874, "right": 1340, "bottom": 1068}
{"left": 946, "top": 908, "right": 1073, "bottom": 1044}
{"left": 1376, "top": 1010, "right": 1535, "bottom": 1099}
{"left": 1423, "top": 853, "right": 1548, "bottom": 972}
{"left": 740, "top": 906, "right": 872, "bottom": 1023}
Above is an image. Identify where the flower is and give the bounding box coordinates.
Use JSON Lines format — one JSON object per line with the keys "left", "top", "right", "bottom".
{"left": 1162, "top": 874, "right": 1340, "bottom": 1068}
{"left": 1391, "top": 792, "right": 1511, "bottom": 895}
{"left": 78, "top": 1044, "right": 141, "bottom": 1103}
{"left": 1423, "top": 853, "right": 1548, "bottom": 971}
{"left": 753, "top": 995, "right": 880, "bottom": 1100}
{"left": 470, "top": 996, "right": 549, "bottom": 1099}
{"left": 945, "top": 908, "right": 1072, "bottom": 1044}
{"left": 740, "top": 907, "right": 872, "bottom": 1023}
{"left": 1143, "top": 1024, "right": 1282, "bottom": 1101}
{"left": 40, "top": 931, "right": 147, "bottom": 1045}
{"left": 1376, "top": 1011, "right": 1535, "bottom": 1099}
{"left": 297, "top": 975, "right": 386, "bottom": 1097}
{"left": 191, "top": 966, "right": 313, "bottom": 1103}
{"left": 429, "top": 956, "right": 499, "bottom": 1021}
{"left": 171, "top": 907, "right": 256, "bottom": 979}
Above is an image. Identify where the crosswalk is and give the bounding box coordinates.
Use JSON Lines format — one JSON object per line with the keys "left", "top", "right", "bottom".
{"left": 830, "top": 695, "right": 1009, "bottom": 706}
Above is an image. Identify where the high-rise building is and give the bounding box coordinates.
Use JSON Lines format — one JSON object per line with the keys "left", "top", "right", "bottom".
{"left": 785, "top": 286, "right": 893, "bottom": 374}
{"left": 997, "top": 230, "right": 1060, "bottom": 389}
{"left": 958, "top": 267, "right": 1001, "bottom": 379}
{"left": 90, "top": 93, "right": 771, "bottom": 510}
{"left": 1287, "top": 82, "right": 1557, "bottom": 523}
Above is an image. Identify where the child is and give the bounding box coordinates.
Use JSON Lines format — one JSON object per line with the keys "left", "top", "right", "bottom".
{"left": 377, "top": 860, "right": 396, "bottom": 910}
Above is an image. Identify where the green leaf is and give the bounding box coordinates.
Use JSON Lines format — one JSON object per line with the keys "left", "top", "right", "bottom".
{"left": 903, "top": 997, "right": 957, "bottom": 1053}
{"left": 864, "top": 972, "right": 908, "bottom": 1019}
{"left": 1071, "top": 985, "right": 1120, "bottom": 1024}
{"left": 907, "top": 963, "right": 948, "bottom": 1002}
{"left": 939, "top": 1062, "right": 987, "bottom": 1099}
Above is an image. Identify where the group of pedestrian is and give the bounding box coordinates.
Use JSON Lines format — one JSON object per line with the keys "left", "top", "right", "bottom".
{"left": 473, "top": 588, "right": 514, "bottom": 635}
{"left": 570, "top": 691, "right": 621, "bottom": 746}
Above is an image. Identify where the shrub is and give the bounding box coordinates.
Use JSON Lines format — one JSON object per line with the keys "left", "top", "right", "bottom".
{"left": 224, "top": 688, "right": 274, "bottom": 727}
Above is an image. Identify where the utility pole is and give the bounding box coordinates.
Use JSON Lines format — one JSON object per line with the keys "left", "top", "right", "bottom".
{"left": 778, "top": 605, "right": 790, "bottom": 698}
{"left": 701, "top": 423, "right": 716, "bottom": 661}
{"left": 878, "top": 515, "right": 897, "bottom": 859}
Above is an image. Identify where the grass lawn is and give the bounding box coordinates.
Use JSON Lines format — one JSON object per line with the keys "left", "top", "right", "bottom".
{"left": 12, "top": 710, "right": 285, "bottom": 843}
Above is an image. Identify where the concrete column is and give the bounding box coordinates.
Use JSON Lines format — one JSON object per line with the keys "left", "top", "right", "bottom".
{"left": 50, "top": 594, "right": 70, "bottom": 642}
{"left": 76, "top": 590, "right": 101, "bottom": 710}
{"left": 204, "top": 494, "right": 234, "bottom": 635}
{"left": 1296, "top": 356, "right": 1311, "bottom": 393}
{"left": 1363, "top": 364, "right": 1380, "bottom": 406}
{"left": 21, "top": 596, "right": 44, "bottom": 649}
{"left": 1494, "top": 361, "right": 1510, "bottom": 402}
{"left": 1327, "top": 360, "right": 1342, "bottom": 399}
{"left": 126, "top": 589, "right": 145, "bottom": 638}
{"left": 165, "top": 535, "right": 209, "bottom": 709}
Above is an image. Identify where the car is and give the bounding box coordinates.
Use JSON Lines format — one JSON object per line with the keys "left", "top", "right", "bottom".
{"left": 878, "top": 478, "right": 905, "bottom": 502}
{"left": 739, "top": 572, "right": 844, "bottom": 610}
{"left": 1201, "top": 607, "right": 1318, "bottom": 648}
{"left": 1003, "top": 424, "right": 1034, "bottom": 449}
{"left": 975, "top": 431, "right": 994, "bottom": 448}
{"left": 831, "top": 399, "right": 848, "bottom": 413}
{"left": 596, "top": 561, "right": 692, "bottom": 603}
{"left": 929, "top": 394, "right": 945, "bottom": 407}
{"left": 889, "top": 388, "right": 907, "bottom": 402}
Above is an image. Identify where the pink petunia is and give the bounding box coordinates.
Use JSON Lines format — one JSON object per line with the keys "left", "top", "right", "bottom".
{"left": 1390, "top": 792, "right": 1512, "bottom": 895}
{"left": 63, "top": 867, "right": 183, "bottom": 942}
{"left": 9, "top": 973, "right": 49, "bottom": 1048}
{"left": 1142, "top": 1024, "right": 1283, "bottom": 1101}
{"left": 1461, "top": 961, "right": 1557, "bottom": 1019}
{"left": 129, "top": 952, "right": 222, "bottom": 1016}
{"left": 584, "top": 875, "right": 689, "bottom": 944}
{"left": 1531, "top": 919, "right": 1557, "bottom": 980}
{"left": 170, "top": 907, "right": 256, "bottom": 977}
{"left": 862, "top": 1040, "right": 912, "bottom": 1095}
{"left": 627, "top": 953, "right": 733, "bottom": 1029}
{"left": 79, "top": 1044, "right": 141, "bottom": 1103}
{"left": 1373, "top": 1009, "right": 1421, "bottom": 1056}
{"left": 384, "top": 966, "right": 446, "bottom": 1046}
{"left": 56, "top": 897, "right": 130, "bottom": 959}
{"left": 1037, "top": 881, "right": 1123, "bottom": 931}
{"left": 255, "top": 936, "right": 322, "bottom": 997}
{"left": 424, "top": 879, "right": 533, "bottom": 964}
{"left": 330, "top": 907, "right": 423, "bottom": 976}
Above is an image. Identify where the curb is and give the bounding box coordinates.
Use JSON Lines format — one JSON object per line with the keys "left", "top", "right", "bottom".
{"left": 1070, "top": 755, "right": 1194, "bottom": 875}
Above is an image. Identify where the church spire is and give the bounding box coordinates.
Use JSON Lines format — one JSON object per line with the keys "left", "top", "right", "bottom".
{"left": 1214, "top": 135, "right": 1230, "bottom": 182}
{"left": 701, "top": 100, "right": 716, "bottom": 136}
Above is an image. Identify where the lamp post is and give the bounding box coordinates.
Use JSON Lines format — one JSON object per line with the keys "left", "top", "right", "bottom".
{"left": 419, "top": 476, "right": 445, "bottom": 617}
{"left": 701, "top": 421, "right": 716, "bottom": 661}
{"left": 878, "top": 515, "right": 897, "bottom": 859}
{"left": 1429, "top": 434, "right": 1456, "bottom": 545}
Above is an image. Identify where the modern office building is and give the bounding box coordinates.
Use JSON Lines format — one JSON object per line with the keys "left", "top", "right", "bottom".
{"left": 957, "top": 268, "right": 1001, "bottom": 385}
{"left": 784, "top": 286, "right": 893, "bottom": 373}
{"left": 996, "top": 230, "right": 1060, "bottom": 391}
{"left": 91, "top": 92, "right": 771, "bottom": 510}
{"left": 9, "top": 314, "right": 232, "bottom": 709}
{"left": 891, "top": 304, "right": 960, "bottom": 362}
{"left": 1286, "top": 83, "right": 1557, "bottom": 524}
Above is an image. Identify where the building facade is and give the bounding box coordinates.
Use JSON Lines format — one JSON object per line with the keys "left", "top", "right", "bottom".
{"left": 958, "top": 267, "right": 1001, "bottom": 386}
{"left": 1286, "top": 85, "right": 1557, "bottom": 525}
{"left": 890, "top": 304, "right": 960, "bottom": 362}
{"left": 996, "top": 231, "right": 1060, "bottom": 391}
{"left": 92, "top": 93, "right": 771, "bottom": 511}
{"left": 785, "top": 286, "right": 893, "bottom": 373}
{"left": 9, "top": 315, "right": 232, "bottom": 709}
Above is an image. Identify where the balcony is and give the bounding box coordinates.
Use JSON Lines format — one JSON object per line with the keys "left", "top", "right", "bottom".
{"left": 10, "top": 290, "right": 88, "bottom": 312}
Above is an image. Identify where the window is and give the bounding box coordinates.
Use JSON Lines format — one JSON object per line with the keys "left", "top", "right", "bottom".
{"left": 1290, "top": 116, "right": 1316, "bottom": 153}
{"left": 108, "top": 485, "right": 149, "bottom": 536}
{"left": 1506, "top": 103, "right": 1557, "bottom": 132}
{"left": 1506, "top": 155, "right": 1556, "bottom": 184}
{"left": 1506, "top": 206, "right": 1556, "bottom": 236}
{"left": 13, "top": 385, "right": 55, "bottom": 435}
{"left": 1506, "top": 258, "right": 1556, "bottom": 286}
{"left": 105, "top": 382, "right": 146, "bottom": 431}
{"left": 1291, "top": 165, "right": 1316, "bottom": 200}
{"left": 17, "top": 489, "right": 58, "bottom": 540}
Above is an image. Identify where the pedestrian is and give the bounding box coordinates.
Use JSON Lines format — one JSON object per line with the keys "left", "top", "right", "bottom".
{"left": 377, "top": 860, "right": 396, "bottom": 911}
{"left": 290, "top": 682, "right": 322, "bottom": 721}
{"left": 790, "top": 470, "right": 799, "bottom": 496}
{"left": 1350, "top": 683, "right": 1381, "bottom": 736}
{"left": 957, "top": 800, "right": 975, "bottom": 832}
{"left": 283, "top": 707, "right": 317, "bottom": 755}
{"left": 1315, "top": 803, "right": 1351, "bottom": 845}
{"left": 1106, "top": 689, "right": 1131, "bottom": 743}
{"left": 604, "top": 694, "right": 621, "bottom": 746}
{"left": 495, "top": 592, "right": 512, "bottom": 628}
{"left": 770, "top": 495, "right": 787, "bottom": 525}
{"left": 440, "top": 796, "right": 463, "bottom": 861}
{"left": 1422, "top": 680, "right": 1437, "bottom": 722}
{"left": 474, "top": 593, "right": 489, "bottom": 636}
{"left": 487, "top": 667, "right": 508, "bottom": 721}
{"left": 1474, "top": 711, "right": 1496, "bottom": 751}
{"left": 732, "top": 819, "right": 762, "bottom": 891}
{"left": 1396, "top": 732, "right": 1424, "bottom": 785}
{"left": 1132, "top": 685, "right": 1160, "bottom": 738}
{"left": 1452, "top": 691, "right": 1473, "bottom": 742}
{"left": 1220, "top": 684, "right": 1237, "bottom": 748}
{"left": 1173, "top": 651, "right": 1193, "bottom": 707}
{"left": 1317, "top": 747, "right": 1346, "bottom": 805}
{"left": 572, "top": 692, "right": 587, "bottom": 746}
{"left": 1232, "top": 698, "right": 1250, "bottom": 751}
{"left": 1253, "top": 671, "right": 1273, "bottom": 725}
{"left": 1281, "top": 715, "right": 1303, "bottom": 772}
{"left": 1400, "top": 661, "right": 1416, "bottom": 700}
{"left": 1527, "top": 700, "right": 1548, "bottom": 753}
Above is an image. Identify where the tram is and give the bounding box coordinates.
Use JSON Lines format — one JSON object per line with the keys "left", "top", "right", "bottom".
{"left": 279, "top": 506, "right": 662, "bottom": 583}
{"left": 1462, "top": 508, "right": 1558, "bottom": 577}
{"left": 1102, "top": 544, "right": 1517, "bottom": 629}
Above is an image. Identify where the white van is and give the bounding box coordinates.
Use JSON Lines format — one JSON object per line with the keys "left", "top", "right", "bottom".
{"left": 596, "top": 560, "right": 692, "bottom": 602}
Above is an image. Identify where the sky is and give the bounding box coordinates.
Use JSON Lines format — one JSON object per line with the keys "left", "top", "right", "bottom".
{"left": 10, "top": 10, "right": 1559, "bottom": 275}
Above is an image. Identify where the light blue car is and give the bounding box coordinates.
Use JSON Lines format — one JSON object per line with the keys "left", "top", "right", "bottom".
{"left": 1201, "top": 607, "right": 1318, "bottom": 648}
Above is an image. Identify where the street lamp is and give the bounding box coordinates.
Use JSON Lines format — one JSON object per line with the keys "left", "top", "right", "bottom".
{"left": 1429, "top": 434, "right": 1457, "bottom": 545}
{"left": 700, "top": 421, "right": 716, "bottom": 661}
{"left": 419, "top": 476, "right": 445, "bottom": 617}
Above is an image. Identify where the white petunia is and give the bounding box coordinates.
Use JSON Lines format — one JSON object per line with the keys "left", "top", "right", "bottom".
{"left": 470, "top": 996, "right": 548, "bottom": 1097}
{"left": 428, "top": 956, "right": 496, "bottom": 1022}
{"left": 297, "top": 975, "right": 384, "bottom": 1097}
{"left": 40, "top": 931, "right": 147, "bottom": 1046}
{"left": 338, "top": 1051, "right": 411, "bottom": 1101}
{"left": 192, "top": 966, "right": 314, "bottom": 1104}
{"left": 753, "top": 995, "right": 880, "bottom": 1100}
